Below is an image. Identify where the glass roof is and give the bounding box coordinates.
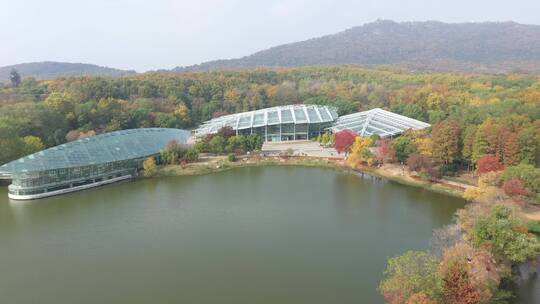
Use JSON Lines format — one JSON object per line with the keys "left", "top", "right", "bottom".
{"left": 0, "top": 128, "right": 191, "bottom": 174}
{"left": 194, "top": 104, "right": 337, "bottom": 137}
{"left": 329, "top": 108, "right": 430, "bottom": 137}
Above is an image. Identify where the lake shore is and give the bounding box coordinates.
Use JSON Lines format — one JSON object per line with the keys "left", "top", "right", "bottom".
{"left": 154, "top": 154, "right": 540, "bottom": 237}
{"left": 154, "top": 155, "right": 468, "bottom": 198}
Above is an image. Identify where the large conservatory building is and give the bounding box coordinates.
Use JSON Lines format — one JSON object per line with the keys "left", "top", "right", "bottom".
{"left": 194, "top": 105, "right": 430, "bottom": 141}
{"left": 0, "top": 128, "right": 190, "bottom": 200}
{"left": 194, "top": 104, "right": 339, "bottom": 142}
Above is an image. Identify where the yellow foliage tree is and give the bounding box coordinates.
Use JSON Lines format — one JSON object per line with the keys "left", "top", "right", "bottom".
{"left": 174, "top": 103, "right": 191, "bottom": 125}
{"left": 415, "top": 137, "right": 433, "bottom": 157}
{"left": 143, "top": 157, "right": 157, "bottom": 177}
{"left": 347, "top": 137, "right": 374, "bottom": 169}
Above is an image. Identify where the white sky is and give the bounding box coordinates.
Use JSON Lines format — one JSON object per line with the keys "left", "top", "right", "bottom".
{"left": 1, "top": 0, "right": 539, "bottom": 72}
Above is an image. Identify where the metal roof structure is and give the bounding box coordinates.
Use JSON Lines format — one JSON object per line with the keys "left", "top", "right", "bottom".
{"left": 0, "top": 128, "right": 191, "bottom": 175}
{"left": 194, "top": 104, "right": 338, "bottom": 137}
{"left": 329, "top": 108, "right": 430, "bottom": 137}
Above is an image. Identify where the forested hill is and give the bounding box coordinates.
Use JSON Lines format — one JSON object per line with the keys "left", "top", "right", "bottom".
{"left": 174, "top": 20, "right": 540, "bottom": 74}
{"left": 0, "top": 62, "right": 136, "bottom": 82}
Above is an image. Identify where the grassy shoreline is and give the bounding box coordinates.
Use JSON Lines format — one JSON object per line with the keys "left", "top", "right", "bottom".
{"left": 154, "top": 156, "right": 465, "bottom": 198}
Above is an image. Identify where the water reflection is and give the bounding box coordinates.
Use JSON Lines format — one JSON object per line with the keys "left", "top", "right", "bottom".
{"left": 0, "top": 167, "right": 468, "bottom": 304}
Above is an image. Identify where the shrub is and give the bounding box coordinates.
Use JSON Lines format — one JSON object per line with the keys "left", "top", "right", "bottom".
{"left": 217, "top": 126, "right": 236, "bottom": 139}
{"left": 183, "top": 148, "right": 199, "bottom": 162}
{"left": 208, "top": 135, "right": 226, "bottom": 154}
{"left": 502, "top": 164, "right": 540, "bottom": 198}
{"left": 502, "top": 178, "right": 530, "bottom": 197}
{"left": 227, "top": 153, "right": 236, "bottom": 162}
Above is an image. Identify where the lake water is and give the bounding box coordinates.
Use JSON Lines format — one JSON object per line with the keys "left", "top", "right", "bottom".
{"left": 0, "top": 166, "right": 534, "bottom": 303}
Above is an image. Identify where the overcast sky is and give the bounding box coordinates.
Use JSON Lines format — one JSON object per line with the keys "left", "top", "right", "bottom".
{"left": 1, "top": 0, "right": 539, "bottom": 72}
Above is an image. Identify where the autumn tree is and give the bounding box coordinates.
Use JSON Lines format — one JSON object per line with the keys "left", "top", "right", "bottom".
{"left": 441, "top": 242, "right": 503, "bottom": 301}
{"left": 431, "top": 120, "right": 460, "bottom": 165}
{"left": 380, "top": 251, "right": 442, "bottom": 304}
{"left": 502, "top": 178, "right": 530, "bottom": 197}
{"left": 407, "top": 154, "right": 440, "bottom": 181}
{"left": 440, "top": 259, "right": 481, "bottom": 304}
{"left": 347, "top": 136, "right": 374, "bottom": 168}
{"left": 476, "top": 155, "right": 504, "bottom": 174}
{"left": 22, "top": 136, "right": 45, "bottom": 156}
{"left": 376, "top": 137, "right": 396, "bottom": 163}
{"left": 501, "top": 164, "right": 540, "bottom": 199}
{"left": 334, "top": 129, "right": 357, "bottom": 154}
{"left": 143, "top": 157, "right": 157, "bottom": 177}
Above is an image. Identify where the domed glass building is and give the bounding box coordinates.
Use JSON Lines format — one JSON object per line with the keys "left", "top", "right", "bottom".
{"left": 0, "top": 128, "right": 190, "bottom": 200}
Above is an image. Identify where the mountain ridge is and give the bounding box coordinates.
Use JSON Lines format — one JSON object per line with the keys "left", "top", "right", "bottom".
{"left": 0, "top": 61, "right": 136, "bottom": 82}
{"left": 173, "top": 20, "right": 540, "bottom": 74}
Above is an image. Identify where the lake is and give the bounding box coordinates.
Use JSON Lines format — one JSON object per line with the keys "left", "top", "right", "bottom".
{"left": 0, "top": 166, "right": 534, "bottom": 303}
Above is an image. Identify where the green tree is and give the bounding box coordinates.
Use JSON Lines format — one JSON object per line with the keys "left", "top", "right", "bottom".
{"left": 393, "top": 136, "right": 416, "bottom": 163}
{"left": 9, "top": 69, "right": 21, "bottom": 87}
{"left": 22, "top": 136, "right": 45, "bottom": 156}
{"left": 379, "top": 251, "right": 442, "bottom": 304}
{"left": 472, "top": 204, "right": 540, "bottom": 263}
{"left": 208, "top": 136, "right": 226, "bottom": 154}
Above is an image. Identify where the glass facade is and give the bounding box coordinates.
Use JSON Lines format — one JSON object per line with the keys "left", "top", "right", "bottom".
{"left": 1, "top": 128, "right": 191, "bottom": 199}
{"left": 329, "top": 108, "right": 431, "bottom": 138}
{"left": 194, "top": 104, "right": 338, "bottom": 142}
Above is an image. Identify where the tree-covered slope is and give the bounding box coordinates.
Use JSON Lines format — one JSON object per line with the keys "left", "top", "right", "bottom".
{"left": 175, "top": 20, "right": 540, "bottom": 73}
{"left": 0, "top": 61, "right": 135, "bottom": 82}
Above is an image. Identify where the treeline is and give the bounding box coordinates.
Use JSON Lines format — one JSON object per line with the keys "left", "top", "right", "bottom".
{"left": 0, "top": 66, "right": 538, "bottom": 166}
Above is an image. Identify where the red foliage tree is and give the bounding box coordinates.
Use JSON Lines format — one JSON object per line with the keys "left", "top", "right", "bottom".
{"left": 442, "top": 260, "right": 481, "bottom": 304}
{"left": 502, "top": 178, "right": 531, "bottom": 197}
{"left": 406, "top": 293, "right": 436, "bottom": 304}
{"left": 376, "top": 138, "right": 396, "bottom": 163}
{"left": 477, "top": 155, "right": 504, "bottom": 174}
{"left": 217, "top": 126, "right": 236, "bottom": 139}
{"left": 335, "top": 130, "right": 357, "bottom": 154}
{"left": 407, "top": 154, "right": 440, "bottom": 181}
{"left": 407, "top": 153, "right": 427, "bottom": 172}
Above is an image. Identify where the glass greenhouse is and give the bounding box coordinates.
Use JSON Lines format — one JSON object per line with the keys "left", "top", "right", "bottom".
{"left": 0, "top": 128, "right": 191, "bottom": 200}
{"left": 194, "top": 104, "right": 339, "bottom": 141}
{"left": 329, "top": 108, "right": 431, "bottom": 137}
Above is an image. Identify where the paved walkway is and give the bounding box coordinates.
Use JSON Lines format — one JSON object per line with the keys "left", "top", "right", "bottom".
{"left": 262, "top": 140, "right": 344, "bottom": 158}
